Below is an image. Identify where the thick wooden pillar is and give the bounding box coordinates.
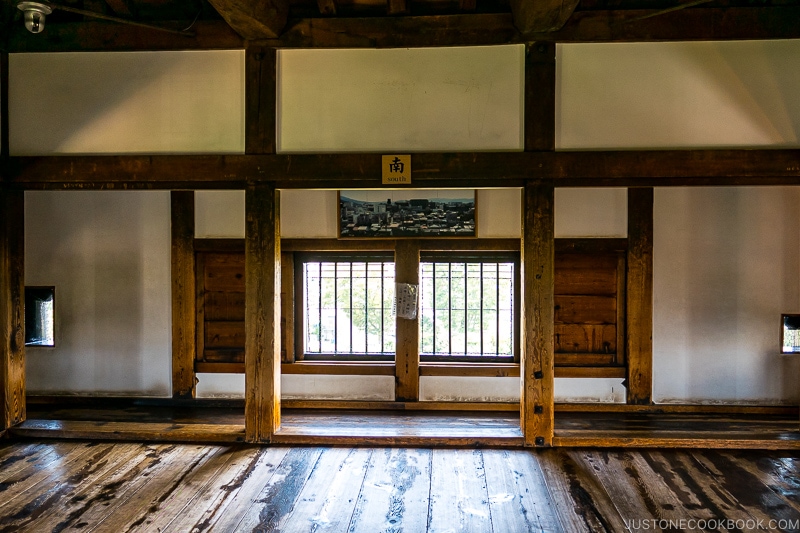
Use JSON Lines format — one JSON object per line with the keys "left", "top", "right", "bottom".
{"left": 245, "top": 46, "right": 277, "bottom": 155}
{"left": 626, "top": 187, "right": 654, "bottom": 405}
{"left": 244, "top": 184, "right": 281, "bottom": 443}
{"left": 525, "top": 41, "right": 556, "bottom": 152}
{"left": 521, "top": 181, "right": 555, "bottom": 447}
{"left": 1, "top": 189, "right": 25, "bottom": 430}
{"left": 394, "top": 240, "right": 420, "bottom": 401}
{"left": 171, "top": 191, "right": 196, "bottom": 398}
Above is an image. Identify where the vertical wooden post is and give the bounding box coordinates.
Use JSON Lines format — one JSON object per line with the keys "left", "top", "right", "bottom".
{"left": 626, "top": 187, "right": 654, "bottom": 405}
{"left": 395, "top": 240, "right": 420, "bottom": 401}
{"left": 1, "top": 51, "right": 9, "bottom": 161}
{"left": 525, "top": 41, "right": 556, "bottom": 152}
{"left": 245, "top": 185, "right": 281, "bottom": 443}
{"left": 521, "top": 181, "right": 555, "bottom": 447}
{"left": 0, "top": 189, "right": 25, "bottom": 430}
{"left": 171, "top": 191, "right": 196, "bottom": 399}
{"left": 245, "top": 46, "right": 277, "bottom": 155}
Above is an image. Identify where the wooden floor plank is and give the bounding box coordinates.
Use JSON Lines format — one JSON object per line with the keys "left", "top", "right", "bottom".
{"left": 536, "top": 449, "right": 629, "bottom": 533}
{"left": 169, "top": 446, "right": 291, "bottom": 532}
{"left": 0, "top": 441, "right": 796, "bottom": 532}
{"left": 108, "top": 445, "right": 225, "bottom": 532}
{"left": 9, "top": 443, "right": 147, "bottom": 532}
{"left": 747, "top": 452, "right": 800, "bottom": 512}
{"left": 428, "top": 448, "right": 492, "bottom": 533}
{"left": 483, "top": 449, "right": 564, "bottom": 533}
{"left": 64, "top": 444, "right": 196, "bottom": 533}
{"left": 279, "top": 448, "right": 372, "bottom": 533}
{"left": 349, "top": 448, "right": 433, "bottom": 533}
{"left": 0, "top": 441, "right": 111, "bottom": 527}
{"left": 229, "top": 446, "right": 325, "bottom": 532}
{"left": 642, "top": 450, "right": 773, "bottom": 530}
{"left": 694, "top": 450, "right": 800, "bottom": 528}
{"left": 568, "top": 450, "right": 711, "bottom": 530}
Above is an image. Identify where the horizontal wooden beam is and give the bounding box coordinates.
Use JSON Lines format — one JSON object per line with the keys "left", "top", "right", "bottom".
{"left": 6, "top": 7, "right": 800, "bottom": 52}
{"left": 7, "top": 150, "right": 800, "bottom": 189}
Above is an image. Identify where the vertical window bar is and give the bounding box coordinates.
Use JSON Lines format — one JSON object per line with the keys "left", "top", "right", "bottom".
{"left": 334, "top": 262, "right": 339, "bottom": 353}
{"left": 380, "top": 262, "right": 385, "bottom": 352}
{"left": 317, "top": 263, "right": 322, "bottom": 352}
{"left": 448, "top": 262, "right": 452, "bottom": 355}
{"left": 480, "top": 262, "right": 484, "bottom": 356}
{"left": 432, "top": 263, "right": 437, "bottom": 355}
{"left": 463, "top": 262, "right": 468, "bottom": 355}
{"left": 496, "top": 262, "right": 500, "bottom": 356}
{"left": 349, "top": 261, "right": 354, "bottom": 354}
{"left": 364, "top": 262, "right": 368, "bottom": 352}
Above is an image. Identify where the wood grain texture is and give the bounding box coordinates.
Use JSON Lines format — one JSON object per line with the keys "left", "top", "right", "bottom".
{"left": 522, "top": 181, "right": 555, "bottom": 447}
{"left": 511, "top": 0, "right": 578, "bottom": 33}
{"left": 7, "top": 8, "right": 800, "bottom": 53}
{"left": 525, "top": 41, "right": 555, "bottom": 152}
{"left": 9, "top": 150, "right": 800, "bottom": 190}
{"left": 394, "top": 239, "right": 420, "bottom": 402}
{"left": 0, "top": 189, "right": 25, "bottom": 430}
{"left": 206, "top": 0, "right": 288, "bottom": 39}
{"left": 171, "top": 191, "right": 196, "bottom": 399}
{"left": 0, "top": 443, "right": 796, "bottom": 532}
{"left": 626, "top": 188, "right": 654, "bottom": 405}
{"left": 244, "top": 185, "right": 281, "bottom": 443}
{"left": 281, "top": 251, "right": 295, "bottom": 363}
{"left": 1, "top": 52, "right": 8, "bottom": 159}
{"left": 245, "top": 46, "right": 277, "bottom": 154}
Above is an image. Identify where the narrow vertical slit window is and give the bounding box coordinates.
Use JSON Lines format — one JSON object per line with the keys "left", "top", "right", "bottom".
{"left": 25, "top": 286, "right": 55, "bottom": 347}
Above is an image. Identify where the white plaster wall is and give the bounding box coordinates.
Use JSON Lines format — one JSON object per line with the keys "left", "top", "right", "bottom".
{"left": 654, "top": 187, "right": 800, "bottom": 404}
{"left": 557, "top": 40, "right": 800, "bottom": 150}
{"left": 9, "top": 51, "right": 245, "bottom": 155}
{"left": 25, "top": 191, "right": 172, "bottom": 396}
{"left": 277, "top": 46, "right": 524, "bottom": 153}
{"left": 195, "top": 190, "right": 246, "bottom": 238}
{"left": 555, "top": 189, "right": 627, "bottom": 237}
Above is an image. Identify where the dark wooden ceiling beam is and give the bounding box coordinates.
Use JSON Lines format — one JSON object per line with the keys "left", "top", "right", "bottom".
{"left": 6, "top": 150, "right": 800, "bottom": 189}
{"left": 510, "top": 0, "right": 579, "bottom": 33}
{"left": 7, "top": 7, "right": 800, "bottom": 52}
{"left": 316, "top": 0, "right": 337, "bottom": 16}
{"left": 205, "top": 0, "right": 289, "bottom": 39}
{"left": 6, "top": 20, "right": 243, "bottom": 52}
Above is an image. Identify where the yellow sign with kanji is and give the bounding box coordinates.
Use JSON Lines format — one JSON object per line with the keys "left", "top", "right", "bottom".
{"left": 382, "top": 155, "right": 411, "bottom": 185}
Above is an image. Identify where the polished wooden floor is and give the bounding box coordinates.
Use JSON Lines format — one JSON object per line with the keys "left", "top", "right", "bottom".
{"left": 11, "top": 400, "right": 800, "bottom": 449}
{"left": 0, "top": 441, "right": 798, "bottom": 532}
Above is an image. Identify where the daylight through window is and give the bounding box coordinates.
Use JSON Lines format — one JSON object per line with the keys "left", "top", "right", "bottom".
{"left": 420, "top": 255, "right": 516, "bottom": 361}
{"left": 301, "top": 255, "right": 396, "bottom": 359}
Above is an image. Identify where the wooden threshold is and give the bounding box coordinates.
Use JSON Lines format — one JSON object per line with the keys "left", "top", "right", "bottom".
{"left": 11, "top": 420, "right": 246, "bottom": 444}
{"left": 281, "top": 400, "right": 520, "bottom": 411}
{"left": 553, "top": 433, "right": 800, "bottom": 450}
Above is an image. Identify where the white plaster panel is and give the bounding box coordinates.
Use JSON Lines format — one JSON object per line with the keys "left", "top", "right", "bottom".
{"left": 196, "top": 373, "right": 245, "bottom": 398}
{"left": 280, "top": 190, "right": 339, "bottom": 238}
{"left": 10, "top": 50, "right": 245, "bottom": 155}
{"left": 557, "top": 40, "right": 800, "bottom": 149}
{"left": 195, "top": 190, "right": 246, "bottom": 238}
{"left": 477, "top": 189, "right": 521, "bottom": 238}
{"left": 281, "top": 375, "right": 395, "bottom": 400}
{"left": 554, "top": 378, "right": 626, "bottom": 403}
{"left": 25, "top": 191, "right": 171, "bottom": 396}
{"left": 555, "top": 188, "right": 628, "bottom": 237}
{"left": 653, "top": 187, "right": 800, "bottom": 404}
{"left": 420, "top": 376, "right": 519, "bottom": 402}
{"left": 277, "top": 46, "right": 524, "bottom": 153}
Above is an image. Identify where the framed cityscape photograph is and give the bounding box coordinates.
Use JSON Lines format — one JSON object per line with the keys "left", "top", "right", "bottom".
{"left": 338, "top": 190, "right": 476, "bottom": 238}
